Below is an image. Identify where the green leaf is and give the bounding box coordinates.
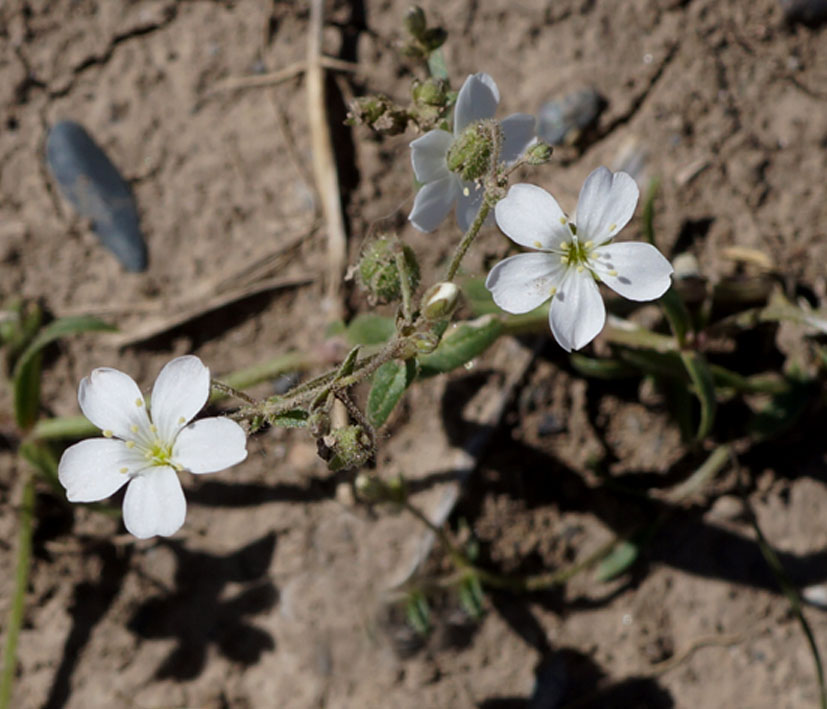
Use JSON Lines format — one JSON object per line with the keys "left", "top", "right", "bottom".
{"left": 427, "top": 47, "right": 448, "bottom": 80}
{"left": 367, "top": 359, "right": 417, "bottom": 428}
{"left": 31, "top": 415, "right": 99, "bottom": 441}
{"left": 405, "top": 590, "right": 431, "bottom": 636}
{"left": 680, "top": 350, "right": 717, "bottom": 440}
{"left": 18, "top": 439, "right": 60, "bottom": 490}
{"left": 595, "top": 540, "right": 640, "bottom": 583}
{"left": 344, "top": 314, "right": 396, "bottom": 346}
{"left": 570, "top": 354, "right": 638, "bottom": 379}
{"left": 270, "top": 409, "right": 310, "bottom": 428}
{"left": 748, "top": 372, "right": 812, "bottom": 441}
{"left": 659, "top": 286, "right": 692, "bottom": 346}
{"left": 418, "top": 315, "right": 504, "bottom": 377}
{"left": 12, "top": 315, "right": 116, "bottom": 431}
{"left": 458, "top": 573, "right": 485, "bottom": 620}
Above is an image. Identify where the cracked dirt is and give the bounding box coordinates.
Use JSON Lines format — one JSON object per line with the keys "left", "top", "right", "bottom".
{"left": 2, "top": 0, "right": 827, "bottom": 707}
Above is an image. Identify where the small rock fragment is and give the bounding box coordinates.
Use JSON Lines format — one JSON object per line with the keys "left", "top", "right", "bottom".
{"left": 537, "top": 88, "right": 606, "bottom": 146}
{"left": 46, "top": 120, "right": 147, "bottom": 272}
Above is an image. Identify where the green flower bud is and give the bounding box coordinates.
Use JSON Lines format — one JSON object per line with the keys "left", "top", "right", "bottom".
{"left": 403, "top": 6, "right": 427, "bottom": 39}
{"left": 412, "top": 78, "right": 449, "bottom": 107}
{"left": 354, "top": 473, "right": 408, "bottom": 505}
{"left": 347, "top": 95, "right": 408, "bottom": 136}
{"left": 422, "top": 27, "right": 447, "bottom": 51}
{"left": 526, "top": 140, "right": 553, "bottom": 165}
{"left": 358, "top": 234, "right": 420, "bottom": 303}
{"left": 446, "top": 120, "right": 500, "bottom": 181}
{"left": 319, "top": 425, "right": 374, "bottom": 472}
{"left": 421, "top": 282, "right": 460, "bottom": 321}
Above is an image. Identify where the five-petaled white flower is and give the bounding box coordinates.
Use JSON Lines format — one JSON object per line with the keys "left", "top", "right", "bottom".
{"left": 486, "top": 167, "right": 674, "bottom": 352}
{"left": 58, "top": 355, "right": 248, "bottom": 539}
{"left": 408, "top": 72, "right": 535, "bottom": 233}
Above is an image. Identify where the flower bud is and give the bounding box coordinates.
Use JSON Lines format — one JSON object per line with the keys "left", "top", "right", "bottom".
{"left": 318, "top": 425, "right": 374, "bottom": 472}
{"left": 526, "top": 140, "right": 553, "bottom": 165}
{"left": 403, "top": 6, "right": 427, "bottom": 39}
{"left": 412, "top": 78, "right": 449, "bottom": 107}
{"left": 354, "top": 473, "right": 408, "bottom": 505}
{"left": 446, "top": 120, "right": 500, "bottom": 181}
{"left": 421, "top": 282, "right": 460, "bottom": 321}
{"left": 347, "top": 95, "right": 409, "bottom": 136}
{"left": 358, "top": 234, "right": 420, "bottom": 303}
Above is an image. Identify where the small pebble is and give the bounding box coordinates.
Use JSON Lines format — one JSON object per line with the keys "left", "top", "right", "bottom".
{"left": 46, "top": 120, "right": 147, "bottom": 272}
{"left": 537, "top": 88, "right": 606, "bottom": 146}
{"left": 780, "top": 0, "right": 827, "bottom": 26}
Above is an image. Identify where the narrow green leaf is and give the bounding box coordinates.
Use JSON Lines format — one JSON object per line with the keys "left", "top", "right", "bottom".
{"left": 336, "top": 346, "right": 361, "bottom": 378}
{"left": 18, "top": 440, "right": 60, "bottom": 488}
{"left": 458, "top": 573, "right": 485, "bottom": 620}
{"left": 31, "top": 415, "right": 99, "bottom": 441}
{"left": 418, "top": 315, "right": 504, "bottom": 377}
{"left": 680, "top": 350, "right": 717, "bottom": 440}
{"left": 570, "top": 354, "right": 638, "bottom": 379}
{"left": 405, "top": 590, "right": 431, "bottom": 636}
{"left": 12, "top": 315, "right": 115, "bottom": 430}
{"left": 270, "top": 409, "right": 310, "bottom": 428}
{"left": 427, "top": 47, "right": 448, "bottom": 80}
{"left": 595, "top": 540, "right": 640, "bottom": 583}
{"left": 748, "top": 372, "right": 812, "bottom": 441}
{"left": 659, "top": 286, "right": 692, "bottom": 346}
{"left": 344, "top": 314, "right": 395, "bottom": 346}
{"left": 367, "top": 359, "right": 417, "bottom": 428}
{"left": 13, "top": 351, "right": 42, "bottom": 432}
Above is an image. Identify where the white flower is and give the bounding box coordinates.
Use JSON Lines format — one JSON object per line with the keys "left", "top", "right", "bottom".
{"left": 408, "top": 72, "right": 535, "bottom": 233}
{"left": 486, "top": 167, "right": 674, "bottom": 352}
{"left": 58, "top": 355, "right": 248, "bottom": 539}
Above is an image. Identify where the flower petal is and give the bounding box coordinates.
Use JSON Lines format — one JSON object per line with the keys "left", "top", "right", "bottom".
{"left": 173, "top": 417, "right": 248, "bottom": 474}
{"left": 500, "top": 113, "right": 536, "bottom": 164}
{"left": 574, "top": 167, "right": 639, "bottom": 246}
{"left": 456, "top": 180, "right": 494, "bottom": 232}
{"left": 78, "top": 367, "right": 151, "bottom": 440}
{"left": 485, "top": 252, "right": 565, "bottom": 314}
{"left": 409, "top": 175, "right": 459, "bottom": 232}
{"left": 58, "top": 438, "right": 138, "bottom": 502}
{"left": 410, "top": 129, "right": 453, "bottom": 183}
{"left": 592, "top": 242, "right": 674, "bottom": 301}
{"left": 549, "top": 270, "right": 606, "bottom": 352}
{"left": 150, "top": 355, "right": 210, "bottom": 443}
{"left": 494, "top": 183, "right": 571, "bottom": 250}
{"left": 454, "top": 73, "right": 500, "bottom": 133}
{"left": 122, "top": 467, "right": 186, "bottom": 539}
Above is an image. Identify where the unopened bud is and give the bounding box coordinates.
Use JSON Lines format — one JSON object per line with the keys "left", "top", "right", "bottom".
{"left": 308, "top": 410, "right": 331, "bottom": 438}
{"left": 355, "top": 473, "right": 408, "bottom": 505}
{"left": 358, "top": 234, "right": 420, "bottom": 303}
{"left": 347, "top": 95, "right": 409, "bottom": 136}
{"left": 446, "top": 120, "right": 500, "bottom": 181}
{"left": 422, "top": 27, "right": 447, "bottom": 51}
{"left": 412, "top": 78, "right": 449, "bottom": 107}
{"left": 319, "top": 425, "right": 373, "bottom": 472}
{"left": 526, "top": 140, "right": 553, "bottom": 165}
{"left": 403, "top": 6, "right": 427, "bottom": 39}
{"left": 421, "top": 282, "right": 460, "bottom": 321}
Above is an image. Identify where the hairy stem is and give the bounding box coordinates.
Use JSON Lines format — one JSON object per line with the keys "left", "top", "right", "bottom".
{"left": 445, "top": 199, "right": 492, "bottom": 282}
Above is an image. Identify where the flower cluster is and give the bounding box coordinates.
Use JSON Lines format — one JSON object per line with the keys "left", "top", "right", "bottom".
{"left": 58, "top": 356, "right": 247, "bottom": 539}
{"left": 408, "top": 74, "right": 673, "bottom": 351}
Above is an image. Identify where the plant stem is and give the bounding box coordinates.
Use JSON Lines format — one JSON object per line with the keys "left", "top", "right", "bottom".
{"left": 0, "top": 474, "right": 35, "bottom": 709}
{"left": 445, "top": 199, "right": 492, "bottom": 282}
{"left": 396, "top": 251, "right": 415, "bottom": 324}
{"left": 402, "top": 497, "right": 622, "bottom": 593}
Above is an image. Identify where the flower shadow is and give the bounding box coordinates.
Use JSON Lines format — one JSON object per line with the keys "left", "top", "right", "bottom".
{"left": 127, "top": 531, "right": 278, "bottom": 680}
